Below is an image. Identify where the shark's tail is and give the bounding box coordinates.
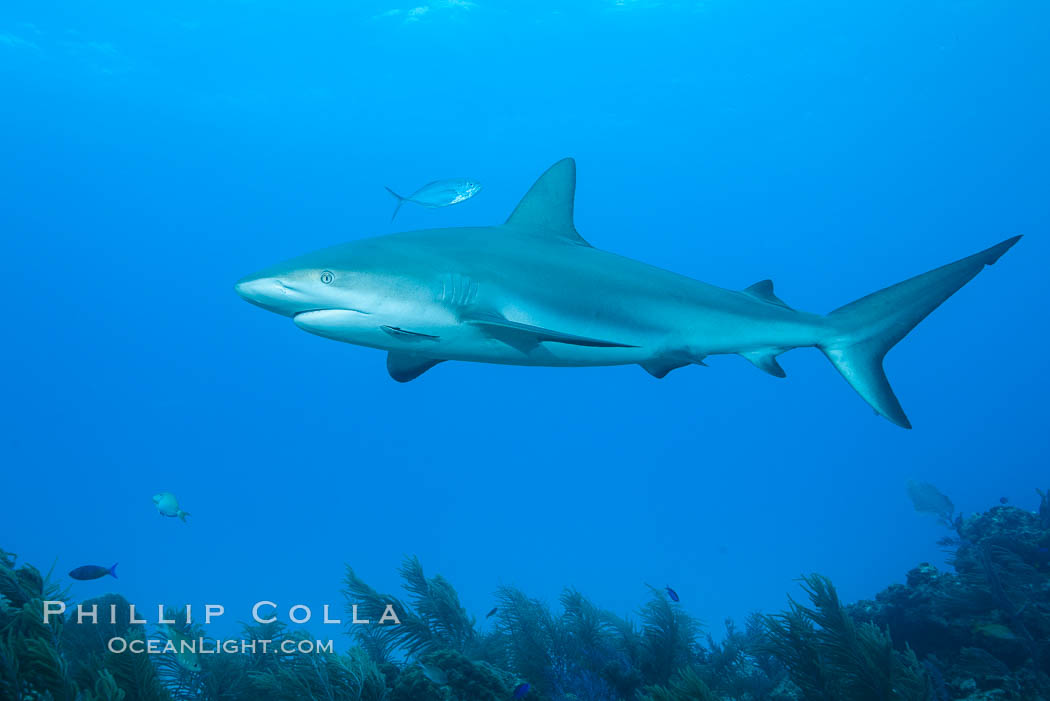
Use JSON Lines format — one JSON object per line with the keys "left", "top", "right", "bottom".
{"left": 819, "top": 236, "right": 1021, "bottom": 428}
{"left": 385, "top": 186, "right": 405, "bottom": 221}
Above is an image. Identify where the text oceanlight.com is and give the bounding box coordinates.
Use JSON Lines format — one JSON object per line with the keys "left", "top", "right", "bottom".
{"left": 107, "top": 637, "right": 336, "bottom": 655}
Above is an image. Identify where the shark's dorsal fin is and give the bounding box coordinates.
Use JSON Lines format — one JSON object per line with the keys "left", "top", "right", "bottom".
{"left": 743, "top": 280, "right": 792, "bottom": 310}
{"left": 505, "top": 158, "right": 591, "bottom": 247}
{"left": 387, "top": 352, "right": 444, "bottom": 382}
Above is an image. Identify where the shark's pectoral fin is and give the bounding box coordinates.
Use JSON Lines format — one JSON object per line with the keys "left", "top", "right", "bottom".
{"left": 381, "top": 325, "right": 440, "bottom": 342}
{"left": 743, "top": 280, "right": 793, "bottom": 310}
{"left": 640, "top": 359, "right": 690, "bottom": 379}
{"left": 465, "top": 312, "right": 635, "bottom": 352}
{"left": 741, "top": 349, "right": 787, "bottom": 378}
{"left": 387, "top": 352, "right": 445, "bottom": 382}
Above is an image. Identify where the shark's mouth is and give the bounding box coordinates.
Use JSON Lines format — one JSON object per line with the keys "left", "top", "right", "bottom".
{"left": 293, "top": 307, "right": 371, "bottom": 320}
{"left": 293, "top": 308, "right": 372, "bottom": 337}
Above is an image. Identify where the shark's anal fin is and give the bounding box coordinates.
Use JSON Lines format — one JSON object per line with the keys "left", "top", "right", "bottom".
{"left": 387, "top": 352, "right": 444, "bottom": 382}
{"left": 741, "top": 349, "right": 787, "bottom": 378}
{"left": 381, "top": 325, "right": 440, "bottom": 342}
{"left": 465, "top": 312, "right": 635, "bottom": 352}
{"left": 743, "top": 280, "right": 792, "bottom": 310}
{"left": 504, "top": 158, "right": 591, "bottom": 247}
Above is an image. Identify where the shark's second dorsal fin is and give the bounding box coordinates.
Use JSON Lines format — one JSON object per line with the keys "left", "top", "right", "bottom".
{"left": 505, "top": 158, "right": 591, "bottom": 247}
{"left": 743, "top": 280, "right": 792, "bottom": 310}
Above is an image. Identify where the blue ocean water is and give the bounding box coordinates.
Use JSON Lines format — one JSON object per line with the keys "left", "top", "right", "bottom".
{"left": 1, "top": 0, "right": 1047, "bottom": 653}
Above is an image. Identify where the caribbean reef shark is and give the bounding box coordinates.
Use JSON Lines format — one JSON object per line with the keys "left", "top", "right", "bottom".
{"left": 235, "top": 158, "right": 1020, "bottom": 428}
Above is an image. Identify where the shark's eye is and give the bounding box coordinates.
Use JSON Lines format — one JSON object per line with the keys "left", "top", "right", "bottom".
{"left": 320, "top": 270, "right": 334, "bottom": 284}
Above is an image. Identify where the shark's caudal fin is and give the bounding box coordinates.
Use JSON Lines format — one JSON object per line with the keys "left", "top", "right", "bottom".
{"left": 820, "top": 236, "right": 1021, "bottom": 428}
{"left": 385, "top": 186, "right": 406, "bottom": 221}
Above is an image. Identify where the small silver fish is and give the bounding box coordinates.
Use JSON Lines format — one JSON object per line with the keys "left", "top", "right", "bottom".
{"left": 153, "top": 492, "right": 190, "bottom": 522}
{"left": 418, "top": 661, "right": 448, "bottom": 686}
{"left": 385, "top": 178, "right": 482, "bottom": 220}
{"left": 165, "top": 624, "right": 203, "bottom": 673}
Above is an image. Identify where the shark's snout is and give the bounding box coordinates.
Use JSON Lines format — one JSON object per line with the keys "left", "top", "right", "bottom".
{"left": 234, "top": 274, "right": 304, "bottom": 316}
{"left": 234, "top": 275, "right": 268, "bottom": 300}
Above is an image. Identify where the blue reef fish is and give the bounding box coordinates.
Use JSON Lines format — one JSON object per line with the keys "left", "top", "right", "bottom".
{"left": 236, "top": 158, "right": 1020, "bottom": 428}
{"left": 665, "top": 586, "right": 679, "bottom": 602}
{"left": 999, "top": 496, "right": 1009, "bottom": 504}
{"left": 69, "top": 563, "right": 117, "bottom": 580}
{"left": 385, "top": 178, "right": 482, "bottom": 221}
{"left": 513, "top": 682, "right": 530, "bottom": 699}
{"left": 486, "top": 607, "right": 498, "bottom": 618}
{"left": 153, "top": 492, "right": 190, "bottom": 522}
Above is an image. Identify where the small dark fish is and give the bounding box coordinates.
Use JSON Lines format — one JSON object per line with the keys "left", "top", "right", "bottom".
{"left": 665, "top": 586, "right": 679, "bottom": 603}
{"left": 486, "top": 607, "right": 498, "bottom": 618}
{"left": 69, "top": 563, "right": 117, "bottom": 581}
{"left": 513, "top": 682, "right": 530, "bottom": 699}
{"left": 1000, "top": 496, "right": 1009, "bottom": 504}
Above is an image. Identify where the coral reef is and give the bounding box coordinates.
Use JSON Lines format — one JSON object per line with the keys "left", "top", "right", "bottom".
{"left": 387, "top": 649, "right": 515, "bottom": 701}
{"left": 761, "top": 574, "right": 930, "bottom": 700}
{"left": 852, "top": 491, "right": 1050, "bottom": 700}
{"left": 3, "top": 487, "right": 1049, "bottom": 700}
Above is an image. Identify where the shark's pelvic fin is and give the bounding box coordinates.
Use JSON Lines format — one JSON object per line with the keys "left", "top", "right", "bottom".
{"left": 740, "top": 349, "right": 787, "bottom": 378}
{"left": 820, "top": 235, "right": 1022, "bottom": 428}
{"left": 387, "top": 352, "right": 444, "bottom": 382}
{"left": 743, "top": 280, "right": 793, "bottom": 310}
{"left": 381, "top": 325, "right": 440, "bottom": 341}
{"left": 640, "top": 358, "right": 691, "bottom": 379}
{"left": 465, "top": 311, "right": 635, "bottom": 352}
{"left": 505, "top": 158, "right": 591, "bottom": 247}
